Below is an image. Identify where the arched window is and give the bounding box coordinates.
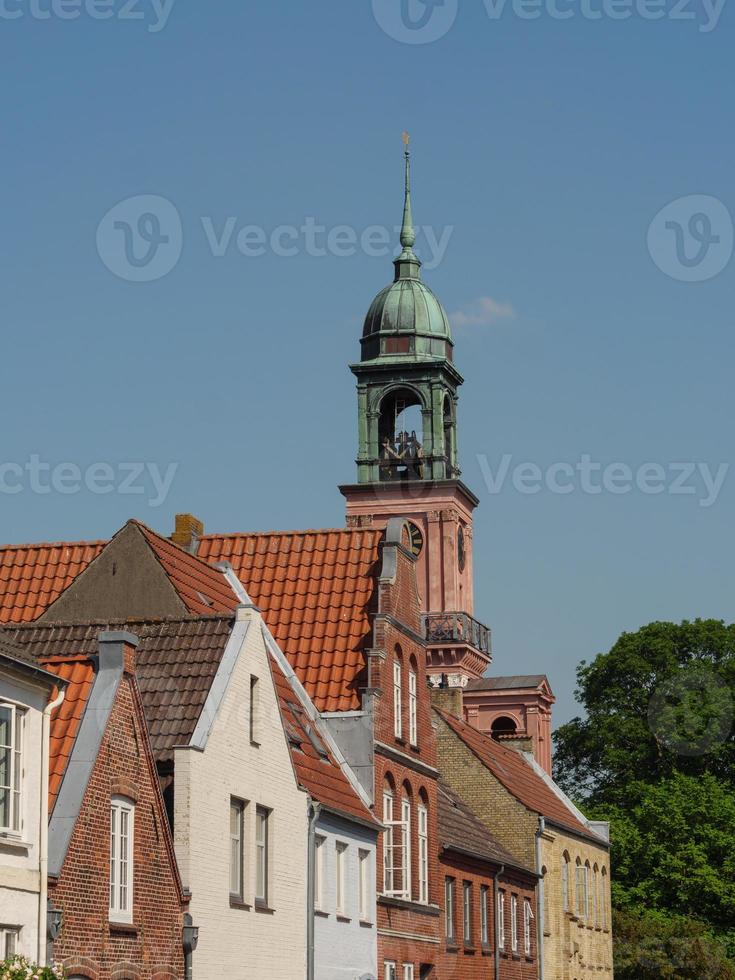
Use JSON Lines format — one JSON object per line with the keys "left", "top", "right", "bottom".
{"left": 408, "top": 657, "right": 418, "bottom": 746}
{"left": 393, "top": 648, "right": 403, "bottom": 740}
{"left": 561, "top": 852, "right": 570, "bottom": 912}
{"left": 575, "top": 858, "right": 584, "bottom": 919}
{"left": 593, "top": 864, "right": 600, "bottom": 927}
{"left": 109, "top": 795, "right": 135, "bottom": 924}
{"left": 417, "top": 790, "right": 429, "bottom": 904}
{"left": 382, "top": 778, "right": 395, "bottom": 894}
{"left": 490, "top": 716, "right": 517, "bottom": 738}
{"left": 541, "top": 865, "right": 549, "bottom": 932}
{"left": 601, "top": 867, "right": 608, "bottom": 930}
{"left": 400, "top": 783, "right": 412, "bottom": 901}
{"left": 584, "top": 862, "right": 591, "bottom": 921}
{"left": 378, "top": 388, "right": 425, "bottom": 482}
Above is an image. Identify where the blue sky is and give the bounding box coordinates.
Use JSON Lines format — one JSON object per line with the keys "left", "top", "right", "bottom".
{"left": 1, "top": 0, "right": 733, "bottom": 724}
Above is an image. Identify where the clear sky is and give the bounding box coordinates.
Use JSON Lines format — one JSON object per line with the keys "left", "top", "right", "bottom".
{"left": 1, "top": 0, "right": 733, "bottom": 724}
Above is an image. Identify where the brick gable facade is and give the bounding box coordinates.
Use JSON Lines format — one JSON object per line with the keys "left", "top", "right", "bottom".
{"left": 46, "top": 638, "right": 186, "bottom": 979}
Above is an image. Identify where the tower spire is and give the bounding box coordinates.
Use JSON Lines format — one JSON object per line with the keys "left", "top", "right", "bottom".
{"left": 395, "top": 133, "right": 421, "bottom": 280}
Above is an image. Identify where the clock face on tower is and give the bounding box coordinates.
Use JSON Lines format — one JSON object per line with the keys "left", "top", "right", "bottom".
{"left": 457, "top": 526, "right": 466, "bottom": 572}
{"left": 407, "top": 521, "right": 424, "bottom": 557}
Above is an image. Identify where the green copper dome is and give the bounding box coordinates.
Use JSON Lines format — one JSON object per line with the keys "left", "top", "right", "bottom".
{"left": 360, "top": 144, "right": 454, "bottom": 363}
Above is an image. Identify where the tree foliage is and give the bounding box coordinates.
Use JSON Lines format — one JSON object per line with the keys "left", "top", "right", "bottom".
{"left": 613, "top": 909, "right": 735, "bottom": 980}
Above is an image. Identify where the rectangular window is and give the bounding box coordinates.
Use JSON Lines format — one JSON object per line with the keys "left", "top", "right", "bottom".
{"left": 109, "top": 798, "right": 134, "bottom": 923}
{"left": 393, "top": 662, "right": 402, "bottom": 739}
{"left": 359, "top": 848, "right": 370, "bottom": 921}
{"left": 417, "top": 804, "right": 428, "bottom": 904}
{"left": 402, "top": 965, "right": 414, "bottom": 980}
{"left": 463, "top": 881, "right": 472, "bottom": 944}
{"left": 497, "top": 890, "right": 505, "bottom": 950}
{"left": 511, "top": 894, "right": 518, "bottom": 952}
{"left": 255, "top": 806, "right": 269, "bottom": 906}
{"left": 314, "top": 835, "right": 326, "bottom": 912}
{"left": 0, "top": 927, "right": 18, "bottom": 957}
{"left": 383, "top": 792, "right": 394, "bottom": 894}
{"left": 384, "top": 962, "right": 397, "bottom": 980}
{"left": 229, "top": 798, "right": 245, "bottom": 899}
{"left": 524, "top": 899, "right": 533, "bottom": 956}
{"left": 408, "top": 669, "right": 417, "bottom": 745}
{"left": 480, "top": 885, "right": 489, "bottom": 945}
{"left": 445, "top": 877, "right": 455, "bottom": 941}
{"left": 336, "top": 841, "right": 348, "bottom": 915}
{"left": 0, "top": 704, "right": 24, "bottom": 834}
{"left": 249, "top": 675, "right": 260, "bottom": 744}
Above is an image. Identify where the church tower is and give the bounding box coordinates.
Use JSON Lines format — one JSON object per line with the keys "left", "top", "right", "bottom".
{"left": 340, "top": 138, "right": 491, "bottom": 686}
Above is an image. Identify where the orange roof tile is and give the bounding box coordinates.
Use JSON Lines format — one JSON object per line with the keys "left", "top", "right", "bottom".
{"left": 133, "top": 522, "right": 239, "bottom": 616}
{"left": 198, "top": 529, "right": 383, "bottom": 712}
{"left": 0, "top": 541, "right": 104, "bottom": 624}
{"left": 435, "top": 708, "right": 603, "bottom": 843}
{"left": 41, "top": 656, "right": 96, "bottom": 811}
{"left": 270, "top": 658, "right": 377, "bottom": 826}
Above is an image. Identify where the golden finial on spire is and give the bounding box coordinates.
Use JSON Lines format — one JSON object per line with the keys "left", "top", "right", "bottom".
{"left": 402, "top": 131, "right": 410, "bottom": 149}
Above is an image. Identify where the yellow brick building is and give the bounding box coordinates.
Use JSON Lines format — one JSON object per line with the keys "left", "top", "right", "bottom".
{"left": 433, "top": 701, "right": 613, "bottom": 979}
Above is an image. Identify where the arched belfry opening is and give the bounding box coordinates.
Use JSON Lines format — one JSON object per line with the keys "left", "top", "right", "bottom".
{"left": 379, "top": 388, "right": 425, "bottom": 481}
{"left": 491, "top": 716, "right": 518, "bottom": 738}
{"left": 442, "top": 395, "right": 456, "bottom": 478}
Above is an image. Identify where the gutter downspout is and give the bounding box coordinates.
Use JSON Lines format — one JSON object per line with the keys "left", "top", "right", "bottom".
{"left": 536, "top": 817, "right": 546, "bottom": 980}
{"left": 493, "top": 864, "right": 505, "bottom": 980}
{"left": 307, "top": 799, "right": 321, "bottom": 980}
{"left": 39, "top": 687, "right": 65, "bottom": 965}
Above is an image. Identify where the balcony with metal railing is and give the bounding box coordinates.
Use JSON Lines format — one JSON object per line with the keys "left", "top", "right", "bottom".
{"left": 422, "top": 611, "right": 492, "bottom": 657}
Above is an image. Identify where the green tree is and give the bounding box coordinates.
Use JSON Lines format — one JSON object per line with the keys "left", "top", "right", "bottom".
{"left": 554, "top": 619, "right": 735, "bottom": 806}
{"left": 613, "top": 909, "right": 735, "bottom": 980}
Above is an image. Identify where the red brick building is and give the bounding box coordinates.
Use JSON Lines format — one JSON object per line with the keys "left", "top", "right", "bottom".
{"left": 40, "top": 630, "right": 188, "bottom": 980}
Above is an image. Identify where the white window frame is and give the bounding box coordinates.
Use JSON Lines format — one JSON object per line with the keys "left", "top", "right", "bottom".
{"left": 0, "top": 703, "right": 24, "bottom": 835}
{"left": 336, "top": 841, "right": 348, "bottom": 916}
{"left": 358, "top": 848, "right": 371, "bottom": 922}
{"left": 408, "top": 669, "right": 417, "bottom": 746}
{"left": 109, "top": 796, "right": 134, "bottom": 924}
{"left": 402, "top": 965, "right": 414, "bottom": 980}
{"left": 511, "top": 894, "right": 518, "bottom": 952}
{"left": 400, "top": 797, "right": 411, "bottom": 900}
{"left": 445, "top": 877, "right": 455, "bottom": 941}
{"left": 593, "top": 867, "right": 599, "bottom": 927}
{"left": 524, "top": 898, "right": 533, "bottom": 956}
{"left": 314, "top": 835, "right": 326, "bottom": 912}
{"left": 497, "top": 890, "right": 505, "bottom": 949}
{"left": 463, "top": 881, "right": 472, "bottom": 944}
{"left": 383, "top": 790, "right": 394, "bottom": 894}
{"left": 417, "top": 804, "right": 428, "bottom": 904}
{"left": 255, "top": 806, "right": 269, "bottom": 906}
{"left": 393, "top": 661, "right": 402, "bottom": 739}
{"left": 480, "top": 884, "right": 489, "bottom": 945}
{"left": 229, "top": 798, "right": 245, "bottom": 899}
{"left": 0, "top": 926, "right": 18, "bottom": 957}
{"left": 384, "top": 961, "right": 397, "bottom": 980}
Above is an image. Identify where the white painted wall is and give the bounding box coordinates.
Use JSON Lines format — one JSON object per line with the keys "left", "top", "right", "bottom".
{"left": 174, "top": 608, "right": 308, "bottom": 979}
{"left": 0, "top": 671, "right": 50, "bottom": 961}
{"left": 314, "top": 811, "right": 378, "bottom": 980}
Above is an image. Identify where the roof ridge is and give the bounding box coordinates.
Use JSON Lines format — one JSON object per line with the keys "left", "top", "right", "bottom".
{"left": 0, "top": 538, "right": 106, "bottom": 551}
{"left": 200, "top": 527, "right": 383, "bottom": 540}
{"left": 11, "top": 612, "right": 236, "bottom": 629}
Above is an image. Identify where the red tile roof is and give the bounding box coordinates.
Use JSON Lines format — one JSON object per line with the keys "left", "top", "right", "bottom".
{"left": 40, "top": 656, "right": 96, "bottom": 811}
{"left": 0, "top": 540, "right": 104, "bottom": 624}
{"left": 198, "top": 529, "right": 383, "bottom": 712}
{"left": 133, "top": 522, "right": 239, "bottom": 615}
{"left": 270, "top": 658, "right": 377, "bottom": 826}
{"left": 435, "top": 708, "right": 603, "bottom": 843}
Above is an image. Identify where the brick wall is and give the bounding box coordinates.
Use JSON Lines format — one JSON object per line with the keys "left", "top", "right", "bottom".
{"left": 50, "top": 671, "right": 186, "bottom": 979}
{"left": 438, "top": 852, "right": 538, "bottom": 980}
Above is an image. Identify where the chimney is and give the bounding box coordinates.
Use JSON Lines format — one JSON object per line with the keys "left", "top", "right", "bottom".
{"left": 171, "top": 513, "right": 204, "bottom": 554}
{"left": 98, "top": 630, "right": 139, "bottom": 676}
{"left": 431, "top": 686, "right": 464, "bottom": 719}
